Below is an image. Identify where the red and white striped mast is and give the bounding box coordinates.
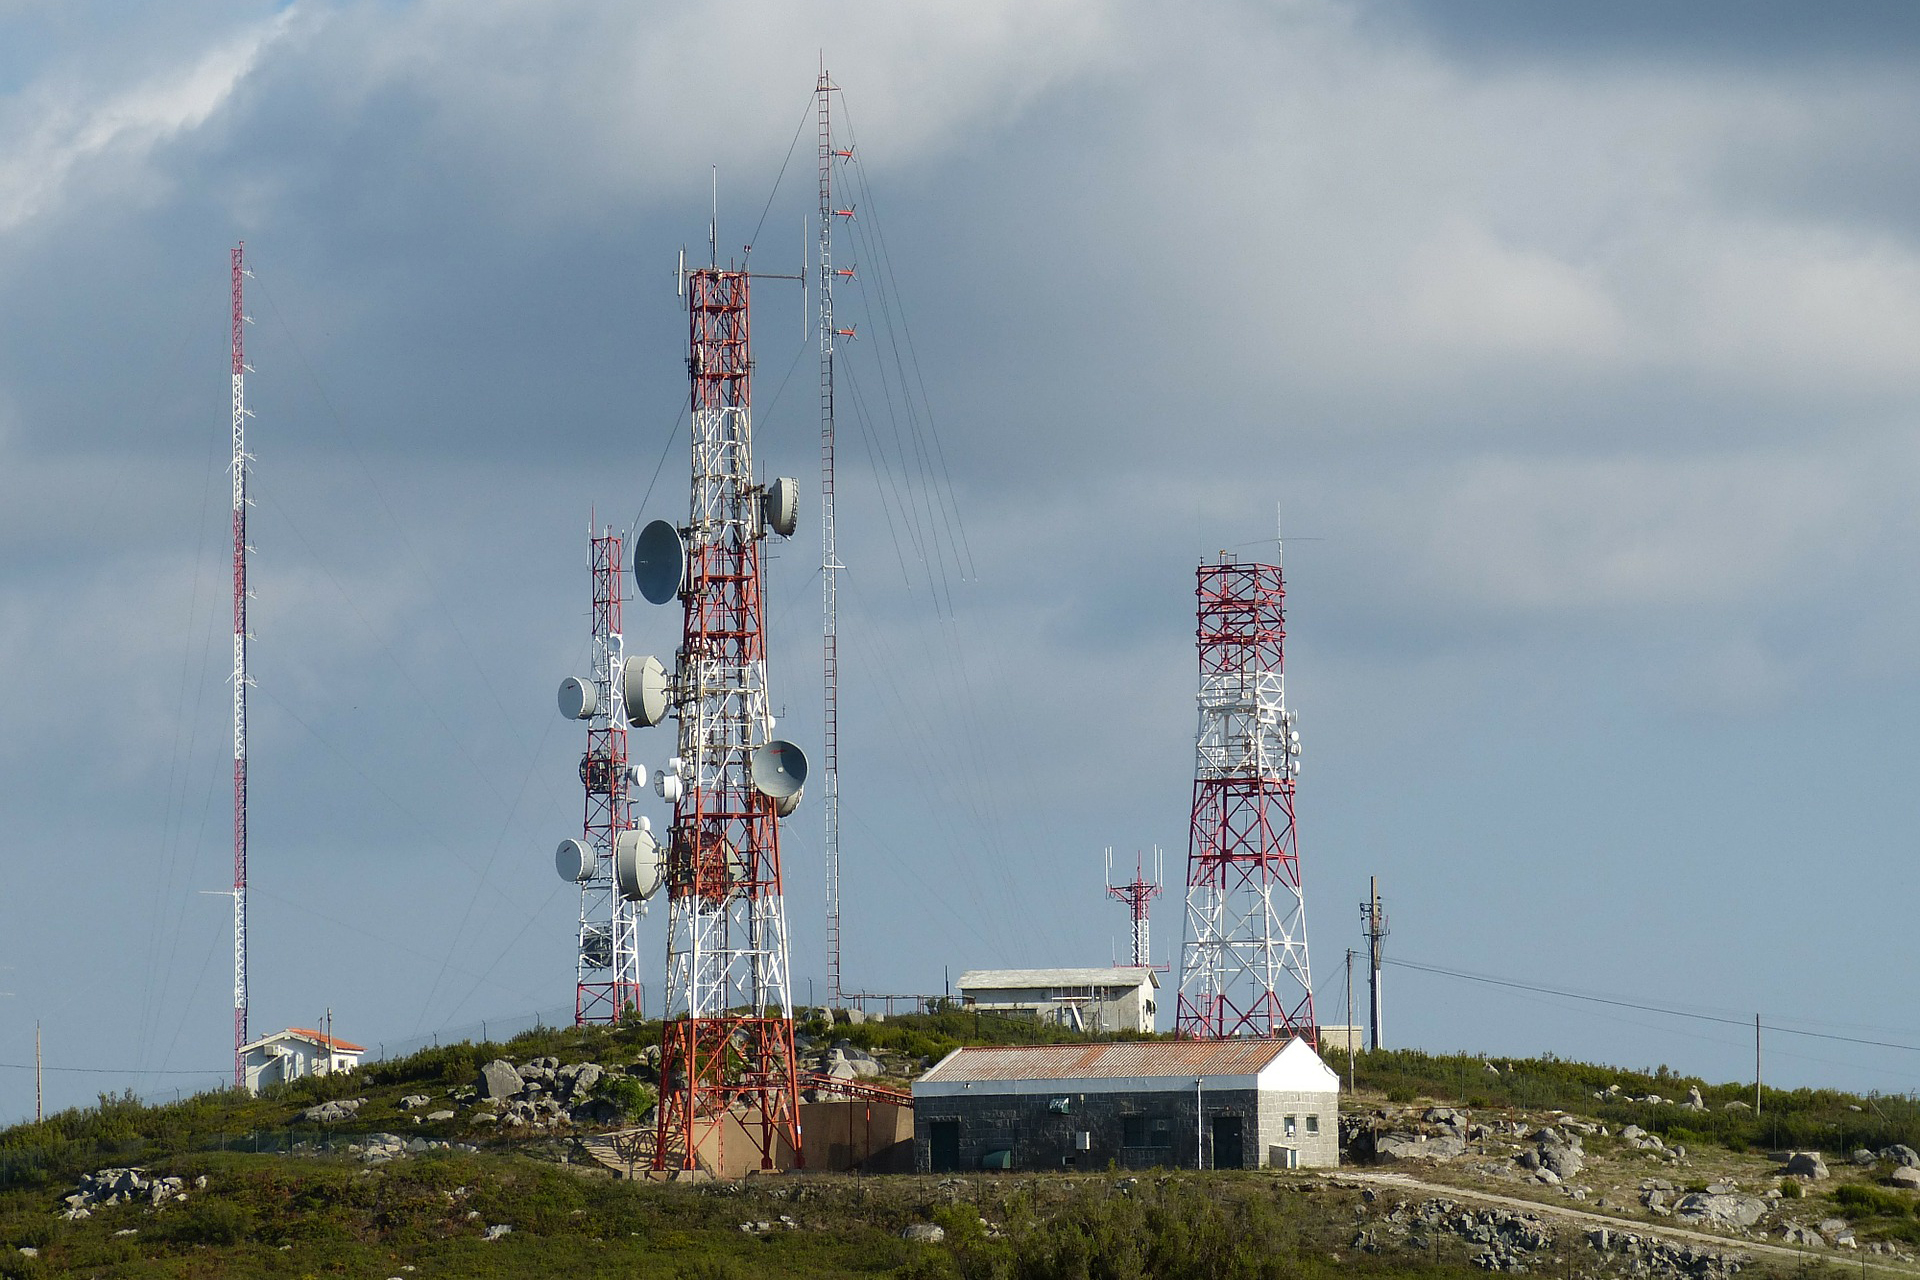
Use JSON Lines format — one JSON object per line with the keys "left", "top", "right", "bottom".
{"left": 229, "top": 243, "right": 254, "bottom": 1087}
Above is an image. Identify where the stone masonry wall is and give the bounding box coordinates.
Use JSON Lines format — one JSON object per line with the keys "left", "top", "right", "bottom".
{"left": 915, "top": 1087, "right": 1272, "bottom": 1174}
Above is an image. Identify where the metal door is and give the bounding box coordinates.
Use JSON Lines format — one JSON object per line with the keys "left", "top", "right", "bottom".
{"left": 1211, "top": 1115, "right": 1244, "bottom": 1169}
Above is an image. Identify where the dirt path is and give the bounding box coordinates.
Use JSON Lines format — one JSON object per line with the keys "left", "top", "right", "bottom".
{"left": 1334, "top": 1168, "right": 1920, "bottom": 1277}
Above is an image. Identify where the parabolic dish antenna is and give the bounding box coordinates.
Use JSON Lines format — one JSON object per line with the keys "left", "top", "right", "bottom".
{"left": 557, "top": 676, "right": 597, "bottom": 720}
{"left": 749, "top": 739, "right": 808, "bottom": 800}
{"left": 614, "top": 827, "right": 663, "bottom": 902}
{"left": 555, "top": 837, "right": 598, "bottom": 883}
{"left": 621, "top": 654, "right": 670, "bottom": 727}
{"left": 634, "top": 520, "right": 686, "bottom": 605}
{"left": 763, "top": 476, "right": 799, "bottom": 538}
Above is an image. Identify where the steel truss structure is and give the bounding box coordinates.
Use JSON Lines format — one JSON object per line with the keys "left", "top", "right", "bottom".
{"left": 1174, "top": 556, "right": 1316, "bottom": 1043}
{"left": 574, "top": 531, "right": 645, "bottom": 1024}
{"left": 1106, "top": 848, "right": 1164, "bottom": 971}
{"left": 230, "top": 243, "right": 253, "bottom": 1088}
{"left": 655, "top": 267, "right": 803, "bottom": 1173}
{"left": 817, "top": 67, "right": 850, "bottom": 1006}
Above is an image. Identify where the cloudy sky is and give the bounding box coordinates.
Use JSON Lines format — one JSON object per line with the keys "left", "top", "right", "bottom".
{"left": 4, "top": 0, "right": 1920, "bottom": 1121}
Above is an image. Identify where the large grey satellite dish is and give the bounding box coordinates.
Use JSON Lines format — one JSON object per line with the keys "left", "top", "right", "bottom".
{"left": 558, "top": 676, "right": 597, "bottom": 720}
{"left": 614, "top": 827, "right": 663, "bottom": 902}
{"left": 634, "top": 520, "right": 686, "bottom": 605}
{"left": 555, "top": 837, "right": 598, "bottom": 883}
{"left": 621, "top": 654, "right": 670, "bottom": 727}
{"left": 749, "top": 740, "right": 808, "bottom": 800}
{"left": 763, "top": 476, "right": 799, "bottom": 538}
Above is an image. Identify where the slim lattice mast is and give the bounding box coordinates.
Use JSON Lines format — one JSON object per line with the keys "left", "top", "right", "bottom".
{"left": 571, "top": 531, "right": 645, "bottom": 1024}
{"left": 229, "top": 243, "right": 253, "bottom": 1087}
{"left": 1174, "top": 553, "right": 1316, "bottom": 1043}
{"left": 1106, "top": 847, "right": 1164, "bottom": 970}
{"left": 817, "top": 67, "right": 848, "bottom": 1006}
{"left": 655, "top": 265, "right": 804, "bottom": 1173}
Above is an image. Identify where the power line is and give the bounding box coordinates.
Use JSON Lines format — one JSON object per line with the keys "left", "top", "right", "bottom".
{"left": 1388, "top": 956, "right": 1920, "bottom": 1055}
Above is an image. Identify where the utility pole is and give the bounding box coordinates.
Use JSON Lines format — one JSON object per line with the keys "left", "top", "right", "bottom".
{"left": 1360, "top": 876, "right": 1388, "bottom": 1051}
{"left": 1344, "top": 948, "right": 1356, "bottom": 1093}
{"left": 35, "top": 1022, "right": 42, "bottom": 1124}
{"left": 1755, "top": 1014, "right": 1762, "bottom": 1117}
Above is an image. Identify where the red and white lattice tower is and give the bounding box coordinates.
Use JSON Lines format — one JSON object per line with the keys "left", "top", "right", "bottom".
{"left": 229, "top": 243, "right": 254, "bottom": 1087}
{"left": 1174, "top": 554, "right": 1316, "bottom": 1043}
{"left": 569, "top": 531, "right": 646, "bottom": 1024}
{"left": 1105, "top": 847, "right": 1163, "bottom": 970}
{"left": 653, "top": 265, "right": 804, "bottom": 1173}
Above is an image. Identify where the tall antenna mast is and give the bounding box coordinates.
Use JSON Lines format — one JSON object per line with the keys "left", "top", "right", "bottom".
{"left": 644, "top": 255, "right": 807, "bottom": 1173}
{"left": 817, "top": 65, "right": 848, "bottom": 1006}
{"left": 229, "top": 243, "right": 253, "bottom": 1087}
{"left": 1106, "top": 846, "right": 1165, "bottom": 970}
{"left": 1174, "top": 552, "right": 1316, "bottom": 1043}
{"left": 554, "top": 529, "right": 646, "bottom": 1025}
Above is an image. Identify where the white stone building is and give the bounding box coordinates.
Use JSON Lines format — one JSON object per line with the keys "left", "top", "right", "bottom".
{"left": 238, "top": 1028, "right": 366, "bottom": 1095}
{"left": 955, "top": 967, "right": 1159, "bottom": 1033}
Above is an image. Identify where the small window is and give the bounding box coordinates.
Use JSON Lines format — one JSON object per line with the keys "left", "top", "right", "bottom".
{"left": 1122, "top": 1115, "right": 1147, "bottom": 1147}
{"left": 1284, "top": 1114, "right": 1297, "bottom": 1138}
{"left": 1305, "top": 1115, "right": 1319, "bottom": 1135}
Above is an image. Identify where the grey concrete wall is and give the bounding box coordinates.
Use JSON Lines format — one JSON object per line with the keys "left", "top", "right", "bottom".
{"left": 914, "top": 1086, "right": 1270, "bottom": 1173}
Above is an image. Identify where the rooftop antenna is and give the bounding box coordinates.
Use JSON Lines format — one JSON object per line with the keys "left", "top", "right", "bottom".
{"left": 229, "top": 243, "right": 255, "bottom": 1088}
{"left": 710, "top": 166, "right": 719, "bottom": 268}
{"left": 1105, "top": 846, "right": 1165, "bottom": 970}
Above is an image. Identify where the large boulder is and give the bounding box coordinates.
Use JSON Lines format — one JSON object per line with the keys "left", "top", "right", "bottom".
{"left": 1375, "top": 1131, "right": 1466, "bottom": 1161}
{"left": 1890, "top": 1166, "right": 1920, "bottom": 1189}
{"left": 299, "top": 1098, "right": 364, "bottom": 1124}
{"left": 476, "top": 1060, "right": 524, "bottom": 1100}
{"left": 1683, "top": 1086, "right": 1706, "bottom": 1111}
{"left": 1785, "top": 1151, "right": 1830, "bottom": 1181}
{"left": 1673, "top": 1193, "right": 1768, "bottom": 1230}
{"left": 1882, "top": 1145, "right": 1920, "bottom": 1169}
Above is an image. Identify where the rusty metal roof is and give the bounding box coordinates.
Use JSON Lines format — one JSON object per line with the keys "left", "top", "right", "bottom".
{"left": 918, "top": 1040, "right": 1290, "bottom": 1083}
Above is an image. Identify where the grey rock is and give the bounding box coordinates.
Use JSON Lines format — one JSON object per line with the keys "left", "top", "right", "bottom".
{"left": 1723, "top": 1100, "right": 1751, "bottom": 1112}
{"left": 1375, "top": 1131, "right": 1466, "bottom": 1161}
{"left": 1786, "top": 1151, "right": 1830, "bottom": 1180}
{"left": 299, "top": 1098, "right": 364, "bottom": 1123}
{"left": 1622, "top": 1125, "right": 1647, "bottom": 1142}
{"left": 1683, "top": 1086, "right": 1706, "bottom": 1111}
{"left": 1890, "top": 1166, "right": 1920, "bottom": 1189}
{"left": 1674, "top": 1192, "right": 1768, "bottom": 1229}
{"left": 1819, "top": 1219, "right": 1849, "bottom": 1235}
{"left": 1853, "top": 1149, "right": 1879, "bottom": 1166}
{"left": 483, "top": 1224, "right": 513, "bottom": 1241}
{"left": 901, "top": 1223, "right": 945, "bottom": 1243}
{"left": 399, "top": 1095, "right": 431, "bottom": 1111}
{"left": 1883, "top": 1145, "right": 1920, "bottom": 1169}
{"left": 426, "top": 1110, "right": 455, "bottom": 1122}
{"left": 477, "top": 1059, "right": 524, "bottom": 1100}
{"left": 15, "top": 1247, "right": 37, "bottom": 1257}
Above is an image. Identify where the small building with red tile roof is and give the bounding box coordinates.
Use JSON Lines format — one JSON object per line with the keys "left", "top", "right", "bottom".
{"left": 238, "top": 1027, "right": 366, "bottom": 1095}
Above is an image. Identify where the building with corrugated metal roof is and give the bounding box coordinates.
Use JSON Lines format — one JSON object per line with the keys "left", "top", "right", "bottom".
{"left": 955, "top": 967, "right": 1158, "bottom": 1033}
{"left": 910, "top": 1038, "right": 1338, "bottom": 1172}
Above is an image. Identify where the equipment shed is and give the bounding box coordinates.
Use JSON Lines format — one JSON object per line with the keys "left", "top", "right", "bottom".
{"left": 912, "top": 1037, "right": 1338, "bottom": 1173}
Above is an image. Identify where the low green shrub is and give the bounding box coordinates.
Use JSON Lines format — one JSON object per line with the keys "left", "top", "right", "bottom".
{"left": 1834, "top": 1183, "right": 1913, "bottom": 1218}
